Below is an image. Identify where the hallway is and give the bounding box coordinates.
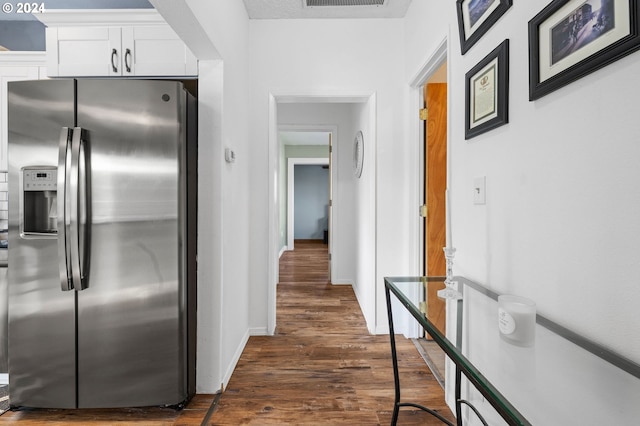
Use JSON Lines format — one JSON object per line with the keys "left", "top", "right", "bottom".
{"left": 209, "top": 240, "right": 454, "bottom": 424}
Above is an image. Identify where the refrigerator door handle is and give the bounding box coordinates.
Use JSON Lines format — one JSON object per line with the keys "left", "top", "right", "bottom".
{"left": 69, "top": 127, "right": 89, "bottom": 291}
{"left": 76, "top": 127, "right": 91, "bottom": 291}
{"left": 57, "top": 127, "right": 74, "bottom": 291}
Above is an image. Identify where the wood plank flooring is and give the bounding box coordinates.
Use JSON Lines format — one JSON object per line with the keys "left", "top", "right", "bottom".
{"left": 0, "top": 240, "right": 454, "bottom": 425}
{"left": 209, "top": 240, "right": 454, "bottom": 425}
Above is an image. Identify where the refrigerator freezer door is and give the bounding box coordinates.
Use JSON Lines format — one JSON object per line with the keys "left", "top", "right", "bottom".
{"left": 75, "top": 80, "right": 187, "bottom": 408}
{"left": 8, "top": 79, "right": 77, "bottom": 408}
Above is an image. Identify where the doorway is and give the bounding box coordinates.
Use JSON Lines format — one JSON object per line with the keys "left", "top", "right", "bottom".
{"left": 281, "top": 131, "right": 332, "bottom": 253}
{"left": 411, "top": 40, "right": 449, "bottom": 388}
{"left": 423, "top": 78, "right": 448, "bottom": 331}
{"left": 419, "top": 71, "right": 448, "bottom": 387}
{"left": 280, "top": 129, "right": 333, "bottom": 287}
{"left": 287, "top": 159, "right": 330, "bottom": 246}
{"left": 268, "top": 95, "right": 376, "bottom": 335}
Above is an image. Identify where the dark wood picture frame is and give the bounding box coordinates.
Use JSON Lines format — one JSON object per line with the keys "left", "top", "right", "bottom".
{"left": 457, "top": 0, "right": 513, "bottom": 54}
{"left": 465, "top": 40, "right": 509, "bottom": 140}
{"left": 529, "top": 0, "right": 640, "bottom": 100}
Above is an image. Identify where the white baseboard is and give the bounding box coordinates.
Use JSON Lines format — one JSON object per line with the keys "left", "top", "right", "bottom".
{"left": 330, "top": 279, "right": 353, "bottom": 286}
{"left": 221, "top": 329, "right": 250, "bottom": 387}
{"left": 351, "top": 281, "right": 378, "bottom": 334}
{"left": 221, "top": 326, "right": 272, "bottom": 387}
{"left": 278, "top": 246, "right": 288, "bottom": 258}
{"left": 249, "top": 326, "right": 270, "bottom": 336}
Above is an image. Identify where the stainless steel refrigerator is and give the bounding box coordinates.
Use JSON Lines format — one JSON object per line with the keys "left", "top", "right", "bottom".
{"left": 7, "top": 79, "right": 197, "bottom": 409}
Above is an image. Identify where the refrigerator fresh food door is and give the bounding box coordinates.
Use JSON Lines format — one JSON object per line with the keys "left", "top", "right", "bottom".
{"left": 7, "top": 79, "right": 77, "bottom": 408}
{"left": 75, "top": 80, "right": 187, "bottom": 408}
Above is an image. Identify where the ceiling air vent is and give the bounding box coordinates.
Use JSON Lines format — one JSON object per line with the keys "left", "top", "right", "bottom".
{"left": 304, "top": 0, "right": 386, "bottom": 6}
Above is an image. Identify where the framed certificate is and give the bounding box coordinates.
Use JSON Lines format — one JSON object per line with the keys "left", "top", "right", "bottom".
{"left": 465, "top": 40, "right": 510, "bottom": 139}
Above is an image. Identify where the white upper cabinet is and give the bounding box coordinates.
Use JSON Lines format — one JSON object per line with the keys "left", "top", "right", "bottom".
{"left": 38, "top": 10, "right": 197, "bottom": 78}
{"left": 121, "top": 26, "right": 197, "bottom": 76}
{"left": 46, "top": 26, "right": 122, "bottom": 77}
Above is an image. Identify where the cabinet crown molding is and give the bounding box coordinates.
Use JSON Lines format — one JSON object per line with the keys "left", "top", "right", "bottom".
{"left": 35, "top": 9, "right": 165, "bottom": 27}
{"left": 0, "top": 52, "right": 47, "bottom": 65}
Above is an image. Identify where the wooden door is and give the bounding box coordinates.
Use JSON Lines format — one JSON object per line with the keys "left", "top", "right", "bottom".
{"left": 424, "top": 83, "right": 447, "bottom": 335}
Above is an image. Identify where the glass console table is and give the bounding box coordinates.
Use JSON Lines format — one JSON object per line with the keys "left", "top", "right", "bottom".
{"left": 385, "top": 276, "right": 640, "bottom": 426}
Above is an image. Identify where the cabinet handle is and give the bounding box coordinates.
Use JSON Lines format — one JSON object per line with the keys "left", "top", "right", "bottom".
{"left": 125, "top": 48, "right": 132, "bottom": 73}
{"left": 111, "top": 48, "right": 118, "bottom": 73}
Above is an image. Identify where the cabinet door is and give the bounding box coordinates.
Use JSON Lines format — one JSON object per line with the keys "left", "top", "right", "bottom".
{"left": 122, "top": 26, "right": 197, "bottom": 77}
{"left": 0, "top": 66, "right": 40, "bottom": 171}
{"left": 46, "top": 27, "right": 122, "bottom": 77}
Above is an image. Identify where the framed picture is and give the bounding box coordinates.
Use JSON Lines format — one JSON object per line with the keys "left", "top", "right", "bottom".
{"left": 457, "top": 0, "right": 513, "bottom": 54}
{"left": 465, "top": 40, "right": 510, "bottom": 140}
{"left": 529, "top": 0, "right": 640, "bottom": 100}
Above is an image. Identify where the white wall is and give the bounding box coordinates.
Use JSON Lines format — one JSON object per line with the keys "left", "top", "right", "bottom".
{"left": 250, "top": 19, "right": 411, "bottom": 334}
{"left": 404, "top": 0, "right": 640, "bottom": 398}
{"left": 352, "top": 100, "right": 377, "bottom": 327}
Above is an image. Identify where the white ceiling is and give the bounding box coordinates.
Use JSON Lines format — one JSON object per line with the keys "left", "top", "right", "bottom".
{"left": 280, "top": 131, "right": 331, "bottom": 145}
{"left": 242, "top": 0, "right": 412, "bottom": 19}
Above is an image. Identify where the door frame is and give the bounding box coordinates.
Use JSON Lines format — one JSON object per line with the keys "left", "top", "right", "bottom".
{"left": 279, "top": 124, "right": 335, "bottom": 254}
{"left": 405, "top": 37, "right": 449, "bottom": 339}
{"left": 268, "top": 92, "right": 374, "bottom": 335}
{"left": 287, "top": 157, "right": 330, "bottom": 251}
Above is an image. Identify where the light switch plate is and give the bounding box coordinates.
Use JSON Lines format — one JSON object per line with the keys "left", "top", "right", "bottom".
{"left": 225, "top": 148, "right": 236, "bottom": 163}
{"left": 474, "top": 176, "right": 486, "bottom": 205}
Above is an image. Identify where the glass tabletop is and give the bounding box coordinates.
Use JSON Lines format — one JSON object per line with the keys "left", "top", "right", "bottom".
{"left": 385, "top": 276, "right": 640, "bottom": 426}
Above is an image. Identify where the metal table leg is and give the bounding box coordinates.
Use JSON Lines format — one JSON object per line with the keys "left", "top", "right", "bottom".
{"left": 385, "top": 286, "right": 454, "bottom": 426}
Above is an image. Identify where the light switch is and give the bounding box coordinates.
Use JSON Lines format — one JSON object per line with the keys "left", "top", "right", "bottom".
{"left": 225, "top": 148, "right": 236, "bottom": 163}
{"left": 474, "top": 176, "right": 486, "bottom": 205}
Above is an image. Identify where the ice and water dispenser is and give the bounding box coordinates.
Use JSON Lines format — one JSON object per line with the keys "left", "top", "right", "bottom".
{"left": 21, "top": 167, "right": 57, "bottom": 236}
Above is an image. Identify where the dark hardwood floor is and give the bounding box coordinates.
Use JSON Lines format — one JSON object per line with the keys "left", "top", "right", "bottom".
{"left": 209, "top": 240, "right": 454, "bottom": 425}
{"left": 0, "top": 240, "right": 454, "bottom": 425}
